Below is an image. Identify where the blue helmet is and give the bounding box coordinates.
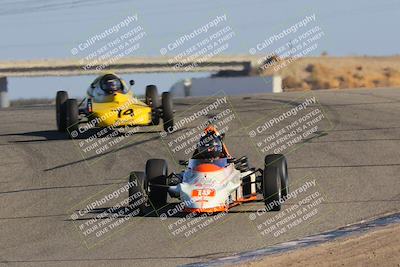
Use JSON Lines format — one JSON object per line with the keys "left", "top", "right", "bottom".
{"left": 197, "top": 132, "right": 223, "bottom": 159}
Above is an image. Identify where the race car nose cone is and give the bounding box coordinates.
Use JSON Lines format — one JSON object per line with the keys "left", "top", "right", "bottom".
{"left": 112, "top": 92, "right": 129, "bottom": 103}
{"left": 194, "top": 163, "right": 223, "bottom": 172}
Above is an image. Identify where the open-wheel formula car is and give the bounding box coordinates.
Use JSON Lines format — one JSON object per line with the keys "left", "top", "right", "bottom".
{"left": 128, "top": 125, "right": 289, "bottom": 215}
{"left": 55, "top": 72, "right": 174, "bottom": 136}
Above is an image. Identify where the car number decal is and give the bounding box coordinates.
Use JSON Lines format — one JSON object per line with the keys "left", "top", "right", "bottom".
{"left": 192, "top": 189, "right": 216, "bottom": 197}
{"left": 118, "top": 108, "right": 134, "bottom": 118}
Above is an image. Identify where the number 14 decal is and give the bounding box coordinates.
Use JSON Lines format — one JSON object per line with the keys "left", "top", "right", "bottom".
{"left": 118, "top": 109, "right": 134, "bottom": 118}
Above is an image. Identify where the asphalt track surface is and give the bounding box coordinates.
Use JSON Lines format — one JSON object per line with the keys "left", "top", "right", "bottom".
{"left": 0, "top": 88, "right": 399, "bottom": 267}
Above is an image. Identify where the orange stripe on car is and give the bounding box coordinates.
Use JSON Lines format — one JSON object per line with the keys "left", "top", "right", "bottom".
{"left": 236, "top": 195, "right": 258, "bottom": 202}
{"left": 184, "top": 206, "right": 228, "bottom": 213}
{"left": 194, "top": 163, "right": 223, "bottom": 172}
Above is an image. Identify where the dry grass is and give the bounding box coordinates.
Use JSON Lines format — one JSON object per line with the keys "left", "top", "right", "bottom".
{"left": 257, "top": 56, "right": 400, "bottom": 91}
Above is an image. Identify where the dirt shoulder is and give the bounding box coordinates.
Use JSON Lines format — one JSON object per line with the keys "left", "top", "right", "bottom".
{"left": 241, "top": 223, "right": 400, "bottom": 267}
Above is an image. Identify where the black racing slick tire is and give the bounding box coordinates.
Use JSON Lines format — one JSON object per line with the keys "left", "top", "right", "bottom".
{"left": 162, "top": 92, "right": 174, "bottom": 132}
{"left": 128, "top": 171, "right": 149, "bottom": 215}
{"left": 145, "top": 85, "right": 160, "bottom": 125}
{"left": 263, "top": 165, "right": 281, "bottom": 211}
{"left": 145, "top": 159, "right": 168, "bottom": 208}
{"left": 56, "top": 91, "right": 68, "bottom": 131}
{"left": 66, "top": 99, "right": 79, "bottom": 136}
{"left": 265, "top": 154, "right": 289, "bottom": 198}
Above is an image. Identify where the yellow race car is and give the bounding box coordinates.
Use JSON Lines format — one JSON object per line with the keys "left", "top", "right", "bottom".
{"left": 55, "top": 73, "right": 174, "bottom": 136}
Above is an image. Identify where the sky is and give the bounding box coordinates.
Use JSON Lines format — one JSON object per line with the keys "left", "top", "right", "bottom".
{"left": 1, "top": 0, "right": 399, "bottom": 99}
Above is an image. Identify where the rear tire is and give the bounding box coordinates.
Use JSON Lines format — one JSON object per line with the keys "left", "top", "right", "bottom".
{"left": 66, "top": 99, "right": 79, "bottom": 137}
{"left": 162, "top": 92, "right": 174, "bottom": 132}
{"left": 265, "top": 154, "right": 289, "bottom": 198}
{"left": 145, "top": 85, "right": 160, "bottom": 125}
{"left": 146, "top": 159, "right": 168, "bottom": 208}
{"left": 128, "top": 171, "right": 149, "bottom": 215}
{"left": 56, "top": 91, "right": 68, "bottom": 131}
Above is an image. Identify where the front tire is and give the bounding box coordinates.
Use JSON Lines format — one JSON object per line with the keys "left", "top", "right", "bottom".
{"left": 128, "top": 171, "right": 149, "bottom": 215}
{"left": 66, "top": 99, "right": 79, "bottom": 137}
{"left": 146, "top": 159, "right": 168, "bottom": 208}
{"left": 145, "top": 85, "right": 160, "bottom": 125}
{"left": 265, "top": 154, "right": 289, "bottom": 197}
{"left": 263, "top": 157, "right": 282, "bottom": 211}
{"left": 162, "top": 92, "right": 174, "bottom": 132}
{"left": 56, "top": 91, "right": 68, "bottom": 131}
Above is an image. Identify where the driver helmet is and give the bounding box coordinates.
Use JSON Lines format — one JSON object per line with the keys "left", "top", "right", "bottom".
{"left": 197, "top": 132, "right": 223, "bottom": 159}
{"left": 101, "top": 74, "right": 122, "bottom": 94}
{"left": 104, "top": 79, "right": 121, "bottom": 93}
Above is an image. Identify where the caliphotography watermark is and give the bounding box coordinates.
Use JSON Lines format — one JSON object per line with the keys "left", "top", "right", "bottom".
{"left": 248, "top": 96, "right": 330, "bottom": 155}
{"left": 159, "top": 94, "right": 238, "bottom": 160}
{"left": 68, "top": 179, "right": 146, "bottom": 248}
{"left": 70, "top": 13, "right": 146, "bottom": 71}
{"left": 159, "top": 14, "right": 236, "bottom": 72}
{"left": 166, "top": 209, "right": 228, "bottom": 240}
{"left": 67, "top": 102, "right": 146, "bottom": 162}
{"left": 249, "top": 179, "right": 325, "bottom": 238}
{"left": 249, "top": 13, "right": 325, "bottom": 72}
{"left": 156, "top": 178, "right": 230, "bottom": 246}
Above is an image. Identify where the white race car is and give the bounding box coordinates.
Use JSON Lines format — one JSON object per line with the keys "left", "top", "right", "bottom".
{"left": 128, "top": 126, "right": 289, "bottom": 214}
